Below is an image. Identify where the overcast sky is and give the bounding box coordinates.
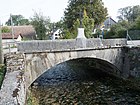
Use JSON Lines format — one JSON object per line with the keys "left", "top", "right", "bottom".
{"left": 0, "top": 0, "right": 140, "bottom": 24}
{"left": 102, "top": 0, "right": 140, "bottom": 21}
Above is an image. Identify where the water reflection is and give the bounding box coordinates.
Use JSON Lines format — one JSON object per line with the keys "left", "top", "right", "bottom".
{"left": 30, "top": 59, "right": 140, "bottom": 105}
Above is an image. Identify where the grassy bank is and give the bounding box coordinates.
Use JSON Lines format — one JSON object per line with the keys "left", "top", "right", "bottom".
{"left": 0, "top": 64, "right": 6, "bottom": 89}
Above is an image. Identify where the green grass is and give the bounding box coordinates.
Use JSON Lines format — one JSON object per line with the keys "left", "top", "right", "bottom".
{"left": 3, "top": 45, "right": 17, "bottom": 49}
{"left": 27, "top": 92, "right": 39, "bottom": 105}
{"left": 0, "top": 64, "right": 6, "bottom": 89}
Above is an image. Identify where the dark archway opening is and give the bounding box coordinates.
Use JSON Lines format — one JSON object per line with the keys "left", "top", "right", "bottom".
{"left": 29, "top": 58, "right": 140, "bottom": 105}
{"left": 32, "top": 58, "right": 120, "bottom": 86}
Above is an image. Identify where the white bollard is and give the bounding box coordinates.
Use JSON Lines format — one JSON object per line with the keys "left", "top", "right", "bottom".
{"left": 76, "top": 28, "right": 86, "bottom": 39}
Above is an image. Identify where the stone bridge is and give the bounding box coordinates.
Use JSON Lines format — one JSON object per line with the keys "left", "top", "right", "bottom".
{"left": 18, "top": 38, "right": 127, "bottom": 88}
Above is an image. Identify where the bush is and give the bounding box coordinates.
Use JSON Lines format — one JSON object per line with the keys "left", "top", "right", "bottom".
{"left": 128, "top": 30, "right": 140, "bottom": 40}
{"left": 135, "top": 16, "right": 140, "bottom": 29}
{"left": 0, "top": 64, "right": 6, "bottom": 89}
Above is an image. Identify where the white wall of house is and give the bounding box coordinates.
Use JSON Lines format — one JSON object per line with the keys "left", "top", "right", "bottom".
{"left": 52, "top": 29, "right": 62, "bottom": 40}
{"left": 17, "top": 35, "right": 22, "bottom": 42}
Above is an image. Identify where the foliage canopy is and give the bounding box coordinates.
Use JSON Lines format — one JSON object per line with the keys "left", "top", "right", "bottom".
{"left": 1, "top": 26, "right": 11, "bottom": 33}
{"left": 63, "top": 0, "right": 108, "bottom": 39}
{"left": 117, "top": 5, "right": 140, "bottom": 22}
{"left": 104, "top": 5, "right": 140, "bottom": 39}
{"left": 31, "top": 12, "right": 51, "bottom": 40}
{"left": 6, "top": 15, "right": 30, "bottom": 26}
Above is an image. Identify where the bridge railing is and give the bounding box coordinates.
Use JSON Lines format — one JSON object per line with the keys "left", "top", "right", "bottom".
{"left": 17, "top": 38, "right": 127, "bottom": 53}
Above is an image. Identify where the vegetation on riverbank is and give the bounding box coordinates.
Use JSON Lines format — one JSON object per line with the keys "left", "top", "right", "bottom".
{"left": 27, "top": 91, "right": 39, "bottom": 105}
{"left": 0, "top": 64, "right": 6, "bottom": 89}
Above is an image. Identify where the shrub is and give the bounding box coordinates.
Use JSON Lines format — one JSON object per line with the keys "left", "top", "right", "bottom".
{"left": 0, "top": 64, "right": 6, "bottom": 89}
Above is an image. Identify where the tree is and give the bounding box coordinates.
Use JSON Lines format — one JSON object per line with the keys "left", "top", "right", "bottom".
{"left": 72, "top": 10, "right": 95, "bottom": 38}
{"left": 55, "top": 20, "right": 65, "bottom": 31}
{"left": 5, "top": 15, "right": 30, "bottom": 26}
{"left": 82, "top": 13, "right": 94, "bottom": 38}
{"left": 117, "top": 6, "right": 132, "bottom": 22}
{"left": 31, "top": 12, "right": 51, "bottom": 40}
{"left": 18, "top": 19, "right": 30, "bottom": 25}
{"left": 63, "top": 0, "right": 107, "bottom": 38}
{"left": 117, "top": 5, "right": 140, "bottom": 22}
{"left": 135, "top": 16, "right": 140, "bottom": 29}
{"left": 1, "top": 26, "right": 11, "bottom": 33}
{"left": 106, "top": 5, "right": 140, "bottom": 39}
{"left": 105, "top": 21, "right": 129, "bottom": 38}
{"left": 64, "top": 0, "right": 107, "bottom": 27}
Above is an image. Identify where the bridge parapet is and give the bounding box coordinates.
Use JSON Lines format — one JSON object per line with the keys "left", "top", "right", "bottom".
{"left": 18, "top": 38, "right": 126, "bottom": 53}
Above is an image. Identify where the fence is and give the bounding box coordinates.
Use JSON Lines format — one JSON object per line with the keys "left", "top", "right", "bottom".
{"left": 2, "top": 41, "right": 18, "bottom": 54}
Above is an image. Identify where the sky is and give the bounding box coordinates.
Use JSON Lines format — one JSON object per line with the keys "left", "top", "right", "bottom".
{"left": 0, "top": 0, "right": 140, "bottom": 24}
{"left": 102, "top": 0, "right": 140, "bottom": 21}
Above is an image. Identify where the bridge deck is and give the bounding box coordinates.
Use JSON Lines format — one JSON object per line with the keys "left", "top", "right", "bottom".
{"left": 18, "top": 38, "right": 127, "bottom": 53}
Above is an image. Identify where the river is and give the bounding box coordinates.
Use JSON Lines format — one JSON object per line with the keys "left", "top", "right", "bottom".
{"left": 28, "top": 59, "right": 140, "bottom": 105}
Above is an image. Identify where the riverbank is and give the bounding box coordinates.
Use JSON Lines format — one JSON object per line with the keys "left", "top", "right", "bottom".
{"left": 0, "top": 53, "right": 26, "bottom": 105}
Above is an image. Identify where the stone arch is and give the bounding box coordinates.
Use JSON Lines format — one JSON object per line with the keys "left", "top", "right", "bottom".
{"left": 30, "top": 57, "right": 121, "bottom": 87}
{"left": 25, "top": 50, "right": 122, "bottom": 88}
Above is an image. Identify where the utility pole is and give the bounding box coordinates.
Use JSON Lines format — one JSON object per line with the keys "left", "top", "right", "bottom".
{"left": 0, "top": 20, "right": 3, "bottom": 64}
{"left": 10, "top": 14, "right": 14, "bottom": 41}
{"left": 52, "top": 22, "right": 55, "bottom": 40}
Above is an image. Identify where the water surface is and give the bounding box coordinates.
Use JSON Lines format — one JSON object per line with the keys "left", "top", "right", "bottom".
{"left": 29, "top": 59, "right": 140, "bottom": 105}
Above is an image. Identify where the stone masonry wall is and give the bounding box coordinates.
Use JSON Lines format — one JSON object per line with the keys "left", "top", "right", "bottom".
{"left": 0, "top": 52, "right": 26, "bottom": 105}
{"left": 127, "top": 47, "right": 140, "bottom": 78}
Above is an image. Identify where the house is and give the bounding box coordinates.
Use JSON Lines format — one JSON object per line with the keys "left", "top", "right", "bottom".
{"left": 2, "top": 33, "right": 22, "bottom": 48}
{"left": 102, "top": 17, "right": 117, "bottom": 30}
{"left": 2, "top": 25, "right": 36, "bottom": 48}
{"left": 93, "top": 17, "right": 117, "bottom": 37}
{"left": 51, "top": 29, "right": 62, "bottom": 40}
{"left": 12, "top": 25, "right": 36, "bottom": 39}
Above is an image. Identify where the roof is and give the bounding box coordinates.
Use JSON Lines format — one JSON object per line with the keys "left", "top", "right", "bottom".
{"left": 104, "top": 17, "right": 117, "bottom": 27}
{"left": 2, "top": 25, "right": 36, "bottom": 39}
{"left": 53, "top": 29, "right": 62, "bottom": 35}
{"left": 95, "top": 17, "right": 117, "bottom": 30}
{"left": 2, "top": 33, "right": 20, "bottom": 39}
